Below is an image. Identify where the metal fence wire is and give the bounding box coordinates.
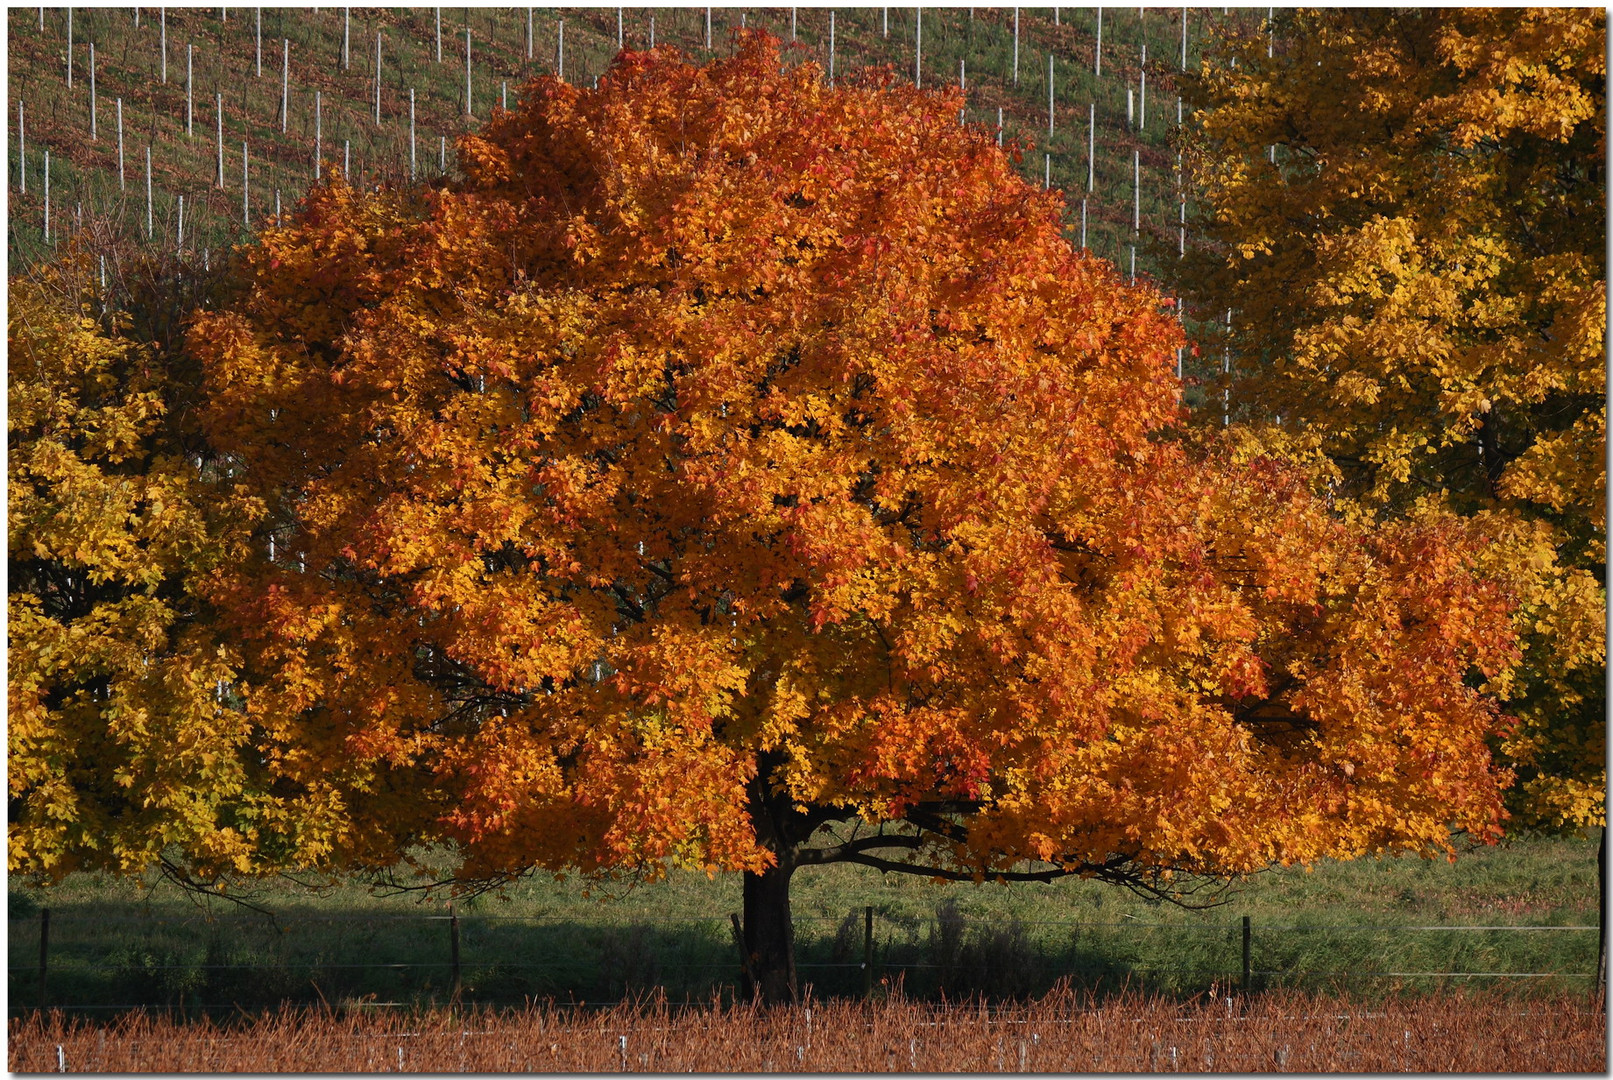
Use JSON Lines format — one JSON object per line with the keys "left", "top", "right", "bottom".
{"left": 8, "top": 907, "right": 1598, "bottom": 1015}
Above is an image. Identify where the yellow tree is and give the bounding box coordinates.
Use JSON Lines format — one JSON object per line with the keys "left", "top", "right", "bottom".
{"left": 1174, "top": 8, "right": 1605, "bottom": 836}
{"left": 8, "top": 257, "right": 340, "bottom": 889}
{"left": 195, "top": 34, "right": 1526, "bottom": 1002}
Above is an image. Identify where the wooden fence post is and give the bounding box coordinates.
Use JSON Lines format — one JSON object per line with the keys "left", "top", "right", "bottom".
{"left": 863, "top": 906, "right": 875, "bottom": 998}
{"left": 449, "top": 908, "right": 462, "bottom": 1005}
{"left": 38, "top": 907, "right": 50, "bottom": 1011}
{"left": 1241, "top": 915, "right": 1252, "bottom": 992}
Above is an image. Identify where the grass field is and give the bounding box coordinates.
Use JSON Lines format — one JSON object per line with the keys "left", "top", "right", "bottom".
{"left": 9, "top": 830, "right": 1600, "bottom": 1014}
{"left": 9, "top": 987, "right": 1607, "bottom": 1071}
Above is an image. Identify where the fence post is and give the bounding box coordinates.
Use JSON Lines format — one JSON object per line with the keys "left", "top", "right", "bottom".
{"left": 863, "top": 906, "right": 875, "bottom": 999}
{"left": 38, "top": 907, "right": 50, "bottom": 1011}
{"left": 449, "top": 907, "right": 462, "bottom": 1005}
{"left": 1241, "top": 915, "right": 1252, "bottom": 992}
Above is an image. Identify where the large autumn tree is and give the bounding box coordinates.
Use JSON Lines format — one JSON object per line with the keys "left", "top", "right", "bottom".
{"left": 193, "top": 33, "right": 1525, "bottom": 1003}
{"left": 1173, "top": 8, "right": 1605, "bottom": 836}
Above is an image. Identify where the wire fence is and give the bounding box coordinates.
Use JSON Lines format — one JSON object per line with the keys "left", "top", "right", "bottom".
{"left": 7, "top": 906, "right": 1599, "bottom": 1016}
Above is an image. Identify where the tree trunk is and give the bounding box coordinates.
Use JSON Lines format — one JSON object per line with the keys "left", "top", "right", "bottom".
{"left": 742, "top": 855, "right": 798, "bottom": 1005}
{"left": 741, "top": 753, "right": 805, "bottom": 1005}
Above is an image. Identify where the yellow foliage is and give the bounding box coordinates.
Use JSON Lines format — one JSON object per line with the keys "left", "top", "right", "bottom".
{"left": 1179, "top": 8, "right": 1604, "bottom": 830}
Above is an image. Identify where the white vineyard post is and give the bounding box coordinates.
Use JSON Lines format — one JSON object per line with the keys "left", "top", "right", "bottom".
{"left": 1267, "top": 8, "right": 1276, "bottom": 164}
{"left": 281, "top": 39, "right": 288, "bottom": 133}
{"left": 436, "top": 8, "right": 442, "bottom": 62}
{"left": 1080, "top": 198, "right": 1087, "bottom": 249}
{"left": 649, "top": 15, "right": 655, "bottom": 47}
{"left": 828, "top": 11, "right": 835, "bottom": 85}
{"left": 1139, "top": 43, "right": 1146, "bottom": 129}
{"left": 17, "top": 100, "right": 23, "bottom": 196}
{"left": 439, "top": 135, "right": 445, "bottom": 173}
{"left": 43, "top": 148, "right": 49, "bottom": 242}
{"left": 791, "top": 8, "right": 796, "bottom": 40}
{"left": 66, "top": 8, "right": 72, "bottom": 88}
{"left": 557, "top": 19, "right": 564, "bottom": 81}
{"left": 89, "top": 42, "right": 96, "bottom": 139}
{"left": 315, "top": 90, "right": 321, "bottom": 178}
{"left": 186, "top": 43, "right": 193, "bottom": 136}
{"left": 617, "top": 7, "right": 622, "bottom": 49}
{"left": 958, "top": 58, "right": 965, "bottom": 124}
{"left": 256, "top": 8, "right": 261, "bottom": 76}
{"left": 527, "top": 8, "right": 532, "bottom": 60}
{"left": 501, "top": 80, "right": 507, "bottom": 112}
{"left": 160, "top": 8, "right": 166, "bottom": 83}
{"left": 705, "top": 8, "right": 711, "bottom": 50}
{"left": 465, "top": 27, "right": 472, "bottom": 113}
{"left": 410, "top": 88, "right": 416, "bottom": 180}
{"left": 1133, "top": 147, "right": 1140, "bottom": 232}
{"left": 883, "top": 7, "right": 888, "bottom": 37}
{"left": 1131, "top": 149, "right": 1139, "bottom": 282}
{"left": 1180, "top": 6, "right": 1187, "bottom": 71}
{"left": 914, "top": 8, "right": 921, "bottom": 88}
{"left": 178, "top": 193, "right": 183, "bottom": 249}
{"left": 1055, "top": 7, "right": 1059, "bottom": 25}
{"left": 1223, "top": 310, "right": 1231, "bottom": 425}
{"left": 1044, "top": 152, "right": 1050, "bottom": 189}
{"left": 216, "top": 91, "right": 224, "bottom": 186}
{"left": 1087, "top": 102, "right": 1095, "bottom": 190}
{"left": 242, "top": 140, "right": 249, "bottom": 223}
{"left": 1127, "top": 87, "right": 1133, "bottom": 128}
{"left": 1048, "top": 53, "right": 1054, "bottom": 134}
{"left": 1094, "top": 7, "right": 1101, "bottom": 76}
{"left": 274, "top": 188, "right": 279, "bottom": 218}
{"left": 145, "top": 146, "right": 151, "bottom": 237}
{"left": 1177, "top": 95, "right": 1185, "bottom": 254}
{"left": 374, "top": 30, "right": 381, "bottom": 124}
{"left": 39, "top": 6, "right": 43, "bottom": 31}
{"left": 1012, "top": 8, "right": 1019, "bottom": 84}
{"left": 344, "top": 140, "right": 349, "bottom": 178}
{"left": 997, "top": 105, "right": 1003, "bottom": 146}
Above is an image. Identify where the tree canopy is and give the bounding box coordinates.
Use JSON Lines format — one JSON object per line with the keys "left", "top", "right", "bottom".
{"left": 1174, "top": 8, "right": 1605, "bottom": 832}
{"left": 177, "top": 33, "right": 1532, "bottom": 1000}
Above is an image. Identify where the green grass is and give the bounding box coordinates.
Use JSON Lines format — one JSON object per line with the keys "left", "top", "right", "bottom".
{"left": 9, "top": 830, "right": 1600, "bottom": 1014}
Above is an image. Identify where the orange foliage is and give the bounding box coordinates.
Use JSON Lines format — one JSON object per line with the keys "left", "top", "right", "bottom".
{"left": 193, "top": 34, "right": 1521, "bottom": 893}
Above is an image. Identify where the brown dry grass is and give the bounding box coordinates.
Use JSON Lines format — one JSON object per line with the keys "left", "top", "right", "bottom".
{"left": 9, "top": 986, "right": 1605, "bottom": 1072}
